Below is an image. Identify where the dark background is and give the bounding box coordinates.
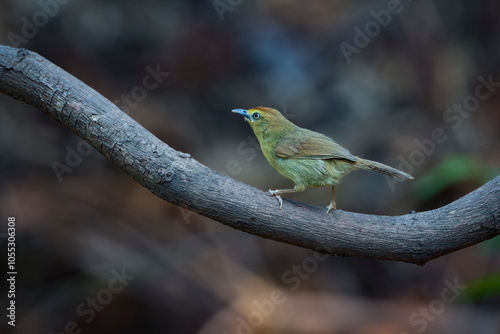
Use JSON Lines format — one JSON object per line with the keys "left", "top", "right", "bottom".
{"left": 0, "top": 0, "right": 499, "bottom": 333}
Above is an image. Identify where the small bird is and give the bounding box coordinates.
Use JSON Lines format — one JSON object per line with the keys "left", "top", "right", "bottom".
{"left": 232, "top": 107, "right": 413, "bottom": 214}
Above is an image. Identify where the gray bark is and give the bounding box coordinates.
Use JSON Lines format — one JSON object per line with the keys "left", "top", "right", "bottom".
{"left": 1, "top": 45, "right": 498, "bottom": 265}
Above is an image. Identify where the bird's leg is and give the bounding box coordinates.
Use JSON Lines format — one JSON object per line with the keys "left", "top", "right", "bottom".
{"left": 326, "top": 185, "right": 336, "bottom": 215}
{"left": 268, "top": 185, "right": 305, "bottom": 209}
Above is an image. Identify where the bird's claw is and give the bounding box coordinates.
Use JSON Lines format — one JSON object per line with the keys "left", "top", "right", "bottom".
{"left": 326, "top": 201, "right": 336, "bottom": 215}
{"left": 268, "top": 189, "right": 283, "bottom": 209}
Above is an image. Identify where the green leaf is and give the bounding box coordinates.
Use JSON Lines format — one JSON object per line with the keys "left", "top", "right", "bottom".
{"left": 461, "top": 273, "right": 500, "bottom": 302}
{"left": 415, "top": 155, "right": 499, "bottom": 200}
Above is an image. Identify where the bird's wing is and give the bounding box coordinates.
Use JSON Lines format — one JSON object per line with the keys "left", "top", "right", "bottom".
{"left": 275, "top": 131, "right": 357, "bottom": 161}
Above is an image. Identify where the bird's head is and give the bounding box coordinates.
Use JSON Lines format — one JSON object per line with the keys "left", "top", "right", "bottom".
{"left": 231, "top": 107, "right": 295, "bottom": 139}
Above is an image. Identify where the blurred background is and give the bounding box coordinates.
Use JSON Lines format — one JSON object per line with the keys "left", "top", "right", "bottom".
{"left": 1, "top": 0, "right": 499, "bottom": 333}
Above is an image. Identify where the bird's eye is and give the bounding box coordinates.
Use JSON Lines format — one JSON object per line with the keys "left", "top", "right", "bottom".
{"left": 252, "top": 113, "right": 261, "bottom": 120}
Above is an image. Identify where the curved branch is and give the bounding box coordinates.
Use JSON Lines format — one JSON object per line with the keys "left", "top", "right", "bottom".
{"left": 1, "top": 45, "right": 498, "bottom": 265}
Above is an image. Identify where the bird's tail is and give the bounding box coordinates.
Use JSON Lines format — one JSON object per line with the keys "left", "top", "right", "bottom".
{"left": 354, "top": 158, "right": 413, "bottom": 180}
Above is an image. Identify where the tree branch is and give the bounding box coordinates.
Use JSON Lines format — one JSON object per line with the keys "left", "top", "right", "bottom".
{"left": 1, "top": 45, "right": 499, "bottom": 265}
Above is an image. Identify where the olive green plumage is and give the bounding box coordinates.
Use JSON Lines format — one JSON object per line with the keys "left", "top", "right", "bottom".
{"left": 232, "top": 107, "right": 413, "bottom": 213}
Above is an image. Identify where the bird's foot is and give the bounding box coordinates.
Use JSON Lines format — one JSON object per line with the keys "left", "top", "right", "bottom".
{"left": 326, "top": 201, "right": 336, "bottom": 215}
{"left": 268, "top": 189, "right": 283, "bottom": 209}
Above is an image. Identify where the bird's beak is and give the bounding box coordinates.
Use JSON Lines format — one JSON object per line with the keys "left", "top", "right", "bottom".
{"left": 232, "top": 109, "right": 250, "bottom": 120}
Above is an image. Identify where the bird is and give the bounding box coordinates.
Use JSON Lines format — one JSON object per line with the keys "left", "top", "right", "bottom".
{"left": 232, "top": 107, "right": 413, "bottom": 214}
